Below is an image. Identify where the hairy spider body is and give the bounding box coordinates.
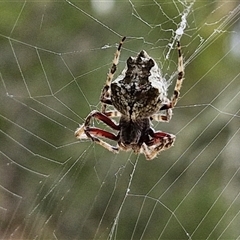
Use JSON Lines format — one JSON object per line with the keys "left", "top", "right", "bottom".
{"left": 75, "top": 37, "right": 184, "bottom": 160}
{"left": 111, "top": 50, "right": 168, "bottom": 119}
{"left": 118, "top": 117, "right": 151, "bottom": 152}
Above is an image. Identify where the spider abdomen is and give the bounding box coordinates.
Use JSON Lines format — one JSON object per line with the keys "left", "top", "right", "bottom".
{"left": 111, "top": 81, "right": 162, "bottom": 119}
{"left": 111, "top": 50, "right": 169, "bottom": 120}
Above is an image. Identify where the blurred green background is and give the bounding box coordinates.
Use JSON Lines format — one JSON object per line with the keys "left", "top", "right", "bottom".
{"left": 1, "top": 1, "right": 240, "bottom": 239}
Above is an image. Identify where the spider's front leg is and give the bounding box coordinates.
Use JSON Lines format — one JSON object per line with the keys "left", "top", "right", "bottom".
{"left": 75, "top": 110, "right": 120, "bottom": 153}
{"left": 83, "top": 127, "right": 119, "bottom": 153}
{"left": 141, "top": 129, "right": 176, "bottom": 160}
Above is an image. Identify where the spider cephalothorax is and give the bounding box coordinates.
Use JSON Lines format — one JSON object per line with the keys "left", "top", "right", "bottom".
{"left": 75, "top": 37, "right": 184, "bottom": 160}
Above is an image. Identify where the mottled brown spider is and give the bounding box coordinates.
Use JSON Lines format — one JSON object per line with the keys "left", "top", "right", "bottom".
{"left": 75, "top": 37, "right": 184, "bottom": 160}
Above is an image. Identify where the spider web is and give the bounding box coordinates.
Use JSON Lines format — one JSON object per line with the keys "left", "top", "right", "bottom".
{"left": 1, "top": 1, "right": 240, "bottom": 239}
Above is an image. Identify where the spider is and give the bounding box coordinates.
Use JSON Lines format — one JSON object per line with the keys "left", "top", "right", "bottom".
{"left": 75, "top": 37, "right": 184, "bottom": 160}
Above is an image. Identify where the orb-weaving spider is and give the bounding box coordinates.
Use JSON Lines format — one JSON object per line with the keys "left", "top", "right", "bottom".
{"left": 75, "top": 37, "right": 184, "bottom": 160}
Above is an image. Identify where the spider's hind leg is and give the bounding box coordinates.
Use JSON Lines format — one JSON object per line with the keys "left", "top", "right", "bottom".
{"left": 158, "top": 41, "right": 184, "bottom": 115}
{"left": 170, "top": 41, "right": 184, "bottom": 108}
{"left": 151, "top": 107, "right": 173, "bottom": 122}
{"left": 171, "top": 41, "right": 184, "bottom": 107}
{"left": 100, "top": 37, "right": 126, "bottom": 113}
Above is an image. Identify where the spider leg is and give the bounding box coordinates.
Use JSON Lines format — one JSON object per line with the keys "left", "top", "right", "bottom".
{"left": 104, "top": 110, "right": 122, "bottom": 118}
{"left": 159, "top": 41, "right": 184, "bottom": 113}
{"left": 75, "top": 126, "right": 119, "bottom": 153}
{"left": 85, "top": 110, "right": 120, "bottom": 130}
{"left": 84, "top": 127, "right": 119, "bottom": 153}
{"left": 75, "top": 110, "right": 120, "bottom": 139}
{"left": 75, "top": 110, "right": 120, "bottom": 153}
{"left": 151, "top": 108, "right": 173, "bottom": 122}
{"left": 141, "top": 130, "right": 176, "bottom": 160}
{"left": 100, "top": 37, "right": 126, "bottom": 113}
